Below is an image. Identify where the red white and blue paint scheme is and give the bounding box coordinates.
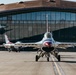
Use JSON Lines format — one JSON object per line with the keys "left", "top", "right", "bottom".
{"left": 3, "top": 14, "right": 76, "bottom": 61}
{"left": 3, "top": 34, "right": 21, "bottom": 52}
{"left": 15, "top": 15, "right": 76, "bottom": 61}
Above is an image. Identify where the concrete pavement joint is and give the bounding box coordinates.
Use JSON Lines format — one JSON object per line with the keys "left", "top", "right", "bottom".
{"left": 56, "top": 61, "right": 66, "bottom": 75}
{"left": 51, "top": 55, "right": 65, "bottom": 75}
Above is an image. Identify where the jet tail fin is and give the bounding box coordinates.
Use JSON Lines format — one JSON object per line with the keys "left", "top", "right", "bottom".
{"left": 4, "top": 34, "right": 11, "bottom": 44}
{"left": 46, "top": 14, "right": 49, "bottom": 32}
{"left": 51, "top": 31, "right": 53, "bottom": 38}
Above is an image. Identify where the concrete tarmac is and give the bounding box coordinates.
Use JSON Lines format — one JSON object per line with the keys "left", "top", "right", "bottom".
{"left": 0, "top": 51, "right": 75, "bottom": 75}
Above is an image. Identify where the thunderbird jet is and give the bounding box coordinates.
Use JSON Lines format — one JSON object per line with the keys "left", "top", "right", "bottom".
{"left": 3, "top": 34, "right": 22, "bottom": 52}
{"left": 15, "top": 14, "right": 76, "bottom": 62}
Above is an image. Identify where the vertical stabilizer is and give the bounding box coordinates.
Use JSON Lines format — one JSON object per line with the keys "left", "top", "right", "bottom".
{"left": 46, "top": 14, "right": 49, "bottom": 32}
{"left": 4, "top": 34, "right": 11, "bottom": 44}
{"left": 51, "top": 32, "right": 53, "bottom": 38}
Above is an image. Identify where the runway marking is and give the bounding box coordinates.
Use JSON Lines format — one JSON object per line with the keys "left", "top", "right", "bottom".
{"left": 51, "top": 55, "right": 65, "bottom": 75}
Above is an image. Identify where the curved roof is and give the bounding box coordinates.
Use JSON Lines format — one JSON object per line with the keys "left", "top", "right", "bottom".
{"left": 0, "top": 0, "right": 76, "bottom": 13}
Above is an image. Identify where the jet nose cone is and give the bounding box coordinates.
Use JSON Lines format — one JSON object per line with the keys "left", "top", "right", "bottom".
{"left": 44, "top": 42, "right": 52, "bottom": 47}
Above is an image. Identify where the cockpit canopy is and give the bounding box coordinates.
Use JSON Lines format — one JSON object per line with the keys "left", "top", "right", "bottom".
{"left": 44, "top": 32, "right": 52, "bottom": 38}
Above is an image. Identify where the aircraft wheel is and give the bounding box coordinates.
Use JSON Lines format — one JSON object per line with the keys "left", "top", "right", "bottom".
{"left": 35, "top": 55, "right": 39, "bottom": 62}
{"left": 16, "top": 50, "right": 18, "bottom": 52}
{"left": 47, "top": 57, "right": 49, "bottom": 62}
{"left": 58, "top": 55, "right": 60, "bottom": 62}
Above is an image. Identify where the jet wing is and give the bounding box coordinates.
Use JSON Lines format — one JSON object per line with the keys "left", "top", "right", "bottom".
{"left": 57, "top": 42, "right": 76, "bottom": 49}
{"left": 15, "top": 40, "right": 43, "bottom": 48}
{"left": 15, "top": 42, "right": 42, "bottom": 49}
{"left": 15, "top": 41, "right": 76, "bottom": 50}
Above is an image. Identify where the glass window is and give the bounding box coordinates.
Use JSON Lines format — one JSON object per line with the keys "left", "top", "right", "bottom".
{"left": 47, "top": 11, "right": 51, "bottom": 20}
{"left": 50, "top": 12, "right": 56, "bottom": 20}
{"left": 22, "top": 13, "right": 27, "bottom": 20}
{"left": 0, "top": 17, "right": 3, "bottom": 20}
{"left": 0, "top": 17, "right": 7, "bottom": 20}
{"left": 3, "top": 17, "right": 7, "bottom": 20}
{"left": 12, "top": 15, "right": 17, "bottom": 20}
{"left": 60, "top": 12, "right": 65, "bottom": 21}
{"left": 17, "top": 14, "right": 21, "bottom": 20}
{"left": 0, "top": 10, "right": 76, "bottom": 43}
{"left": 36, "top": 12, "right": 41, "bottom": 20}
{"left": 11, "top": 11, "right": 76, "bottom": 22}
{"left": 40, "top": 11, "right": 46, "bottom": 20}
{"left": 66, "top": 12, "right": 71, "bottom": 21}
{"left": 31, "top": 12, "right": 36, "bottom": 20}
{"left": 70, "top": 13, "right": 76, "bottom": 21}
{"left": 26, "top": 13, "right": 31, "bottom": 20}
{"left": 56, "top": 12, "right": 60, "bottom": 20}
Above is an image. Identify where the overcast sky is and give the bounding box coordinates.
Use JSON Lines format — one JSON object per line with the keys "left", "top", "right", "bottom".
{"left": 0, "top": 0, "right": 76, "bottom": 4}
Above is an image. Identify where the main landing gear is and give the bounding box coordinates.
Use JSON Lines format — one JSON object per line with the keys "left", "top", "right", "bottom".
{"left": 51, "top": 50, "right": 61, "bottom": 62}
{"left": 35, "top": 49, "right": 61, "bottom": 62}
{"left": 35, "top": 51, "right": 50, "bottom": 62}
{"left": 35, "top": 54, "right": 60, "bottom": 62}
{"left": 35, "top": 55, "right": 50, "bottom": 62}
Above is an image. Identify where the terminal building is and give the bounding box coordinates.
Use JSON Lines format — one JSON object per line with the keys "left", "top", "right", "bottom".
{"left": 0, "top": 0, "right": 76, "bottom": 43}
